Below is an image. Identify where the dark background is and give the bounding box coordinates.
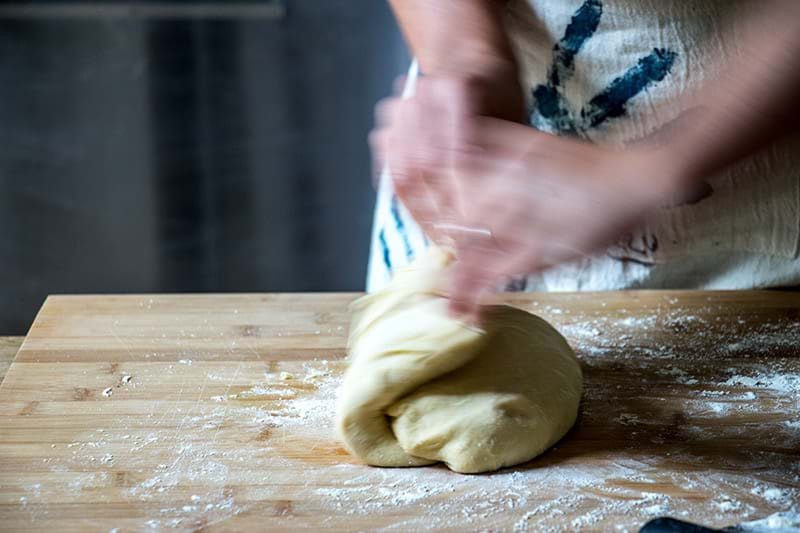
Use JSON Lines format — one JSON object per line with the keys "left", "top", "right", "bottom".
{"left": 0, "top": 1, "right": 409, "bottom": 334}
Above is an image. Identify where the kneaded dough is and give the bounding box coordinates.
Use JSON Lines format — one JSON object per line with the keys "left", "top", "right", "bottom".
{"left": 336, "top": 247, "right": 582, "bottom": 474}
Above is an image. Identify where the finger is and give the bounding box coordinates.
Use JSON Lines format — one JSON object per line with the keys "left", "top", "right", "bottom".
{"left": 446, "top": 212, "right": 511, "bottom": 322}
{"left": 420, "top": 173, "right": 464, "bottom": 243}
{"left": 393, "top": 99, "right": 454, "bottom": 185}
{"left": 448, "top": 240, "right": 541, "bottom": 325}
{"left": 447, "top": 249, "right": 500, "bottom": 325}
{"left": 447, "top": 197, "right": 544, "bottom": 315}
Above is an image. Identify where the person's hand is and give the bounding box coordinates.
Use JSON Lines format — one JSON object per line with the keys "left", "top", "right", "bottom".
{"left": 435, "top": 118, "right": 689, "bottom": 322}
{"left": 369, "top": 67, "right": 525, "bottom": 244}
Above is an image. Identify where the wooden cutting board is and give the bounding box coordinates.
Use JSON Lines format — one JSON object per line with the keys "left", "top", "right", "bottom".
{"left": 0, "top": 337, "right": 21, "bottom": 386}
{"left": 0, "top": 291, "right": 798, "bottom": 532}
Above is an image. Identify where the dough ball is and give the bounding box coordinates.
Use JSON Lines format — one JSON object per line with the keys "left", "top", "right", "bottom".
{"left": 336, "top": 248, "right": 582, "bottom": 474}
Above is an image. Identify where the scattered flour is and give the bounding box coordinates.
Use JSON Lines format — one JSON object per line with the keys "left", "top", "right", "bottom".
{"left": 734, "top": 511, "right": 800, "bottom": 532}
{"left": 721, "top": 372, "right": 800, "bottom": 392}
{"left": 21, "top": 304, "right": 799, "bottom": 531}
{"left": 615, "top": 413, "right": 640, "bottom": 426}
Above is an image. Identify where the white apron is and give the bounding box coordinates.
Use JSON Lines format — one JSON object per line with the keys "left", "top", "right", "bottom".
{"left": 367, "top": 0, "right": 800, "bottom": 292}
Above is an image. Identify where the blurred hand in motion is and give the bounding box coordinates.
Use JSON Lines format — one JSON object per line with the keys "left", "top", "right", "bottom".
{"left": 369, "top": 70, "right": 525, "bottom": 244}
{"left": 376, "top": 87, "right": 691, "bottom": 323}
{"left": 442, "top": 118, "right": 688, "bottom": 322}
{"left": 369, "top": 68, "right": 704, "bottom": 325}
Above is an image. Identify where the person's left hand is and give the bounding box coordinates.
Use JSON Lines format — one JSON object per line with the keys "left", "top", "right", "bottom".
{"left": 370, "top": 72, "right": 525, "bottom": 245}
{"left": 423, "top": 118, "right": 688, "bottom": 323}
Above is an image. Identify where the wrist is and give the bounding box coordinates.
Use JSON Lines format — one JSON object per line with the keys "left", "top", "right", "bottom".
{"left": 632, "top": 145, "right": 707, "bottom": 208}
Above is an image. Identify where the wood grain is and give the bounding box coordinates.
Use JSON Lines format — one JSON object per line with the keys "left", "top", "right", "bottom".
{"left": 0, "top": 292, "right": 798, "bottom": 532}
{"left": 0, "top": 337, "right": 23, "bottom": 385}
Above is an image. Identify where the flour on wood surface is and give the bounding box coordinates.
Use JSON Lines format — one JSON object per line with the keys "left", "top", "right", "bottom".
{"left": 19, "top": 299, "right": 800, "bottom": 531}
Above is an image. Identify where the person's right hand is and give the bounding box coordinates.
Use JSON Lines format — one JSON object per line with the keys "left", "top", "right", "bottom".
{"left": 369, "top": 66, "right": 525, "bottom": 245}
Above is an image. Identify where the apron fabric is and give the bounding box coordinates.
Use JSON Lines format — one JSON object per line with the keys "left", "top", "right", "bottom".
{"left": 367, "top": 0, "right": 800, "bottom": 293}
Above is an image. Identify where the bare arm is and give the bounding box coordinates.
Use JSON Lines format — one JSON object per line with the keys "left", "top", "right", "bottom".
{"left": 388, "top": 0, "right": 517, "bottom": 77}
{"left": 663, "top": 0, "right": 800, "bottom": 189}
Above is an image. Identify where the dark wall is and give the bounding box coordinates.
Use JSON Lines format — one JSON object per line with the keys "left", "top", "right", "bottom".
{"left": 0, "top": 1, "right": 409, "bottom": 334}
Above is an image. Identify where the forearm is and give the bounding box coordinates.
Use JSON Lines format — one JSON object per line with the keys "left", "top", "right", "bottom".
{"left": 388, "top": 0, "right": 517, "bottom": 77}
{"left": 664, "top": 0, "right": 800, "bottom": 188}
